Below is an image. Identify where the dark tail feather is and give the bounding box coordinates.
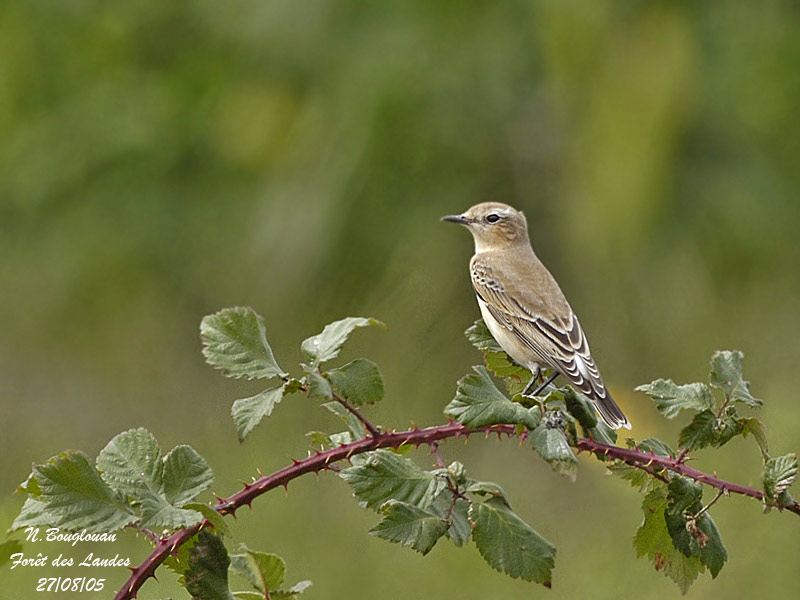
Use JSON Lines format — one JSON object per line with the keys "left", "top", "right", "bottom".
{"left": 592, "top": 389, "right": 630, "bottom": 430}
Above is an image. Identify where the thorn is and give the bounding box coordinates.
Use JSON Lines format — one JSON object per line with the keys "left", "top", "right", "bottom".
{"left": 291, "top": 457, "right": 301, "bottom": 465}
{"left": 256, "top": 467, "right": 264, "bottom": 477}
{"left": 127, "top": 566, "right": 137, "bottom": 573}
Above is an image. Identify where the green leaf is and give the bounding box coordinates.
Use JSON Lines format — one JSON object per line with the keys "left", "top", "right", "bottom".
{"left": 435, "top": 496, "right": 471, "bottom": 547}
{"left": 184, "top": 530, "right": 237, "bottom": 600}
{"left": 305, "top": 370, "right": 332, "bottom": 401}
{"left": 466, "top": 480, "right": 510, "bottom": 504}
{"left": 741, "top": 418, "right": 769, "bottom": 458}
{"left": 96, "top": 428, "right": 163, "bottom": 499}
{"left": 607, "top": 461, "right": 654, "bottom": 493}
{"left": 709, "top": 350, "right": 761, "bottom": 407}
{"left": 201, "top": 307, "right": 286, "bottom": 380}
{"left": 635, "top": 379, "right": 715, "bottom": 419}
{"left": 444, "top": 366, "right": 540, "bottom": 429}
{"left": 634, "top": 485, "right": 704, "bottom": 593}
{"left": 272, "top": 580, "right": 313, "bottom": 599}
{"left": 0, "top": 539, "right": 23, "bottom": 568}
{"left": 232, "top": 385, "right": 286, "bottom": 442}
{"left": 563, "top": 388, "right": 617, "bottom": 445}
{"left": 665, "top": 478, "right": 728, "bottom": 577}
{"left": 321, "top": 401, "right": 367, "bottom": 439}
{"left": 563, "top": 388, "right": 598, "bottom": 428}
{"left": 96, "top": 430, "right": 210, "bottom": 530}
{"left": 339, "top": 450, "right": 443, "bottom": 511}
{"left": 632, "top": 437, "right": 676, "bottom": 458}
{"left": 9, "top": 497, "right": 57, "bottom": 532}
{"left": 530, "top": 424, "right": 579, "bottom": 481}
{"left": 763, "top": 453, "right": 798, "bottom": 505}
{"left": 163, "top": 445, "right": 214, "bottom": 507}
{"left": 185, "top": 503, "right": 233, "bottom": 538}
{"left": 470, "top": 497, "right": 556, "bottom": 586}
{"left": 465, "top": 319, "right": 504, "bottom": 353}
{"left": 16, "top": 473, "right": 41, "bottom": 497}
{"left": 327, "top": 359, "right": 384, "bottom": 406}
{"left": 33, "top": 451, "right": 137, "bottom": 532}
{"left": 138, "top": 498, "right": 204, "bottom": 530}
{"left": 678, "top": 410, "right": 718, "bottom": 451}
{"left": 300, "top": 317, "right": 383, "bottom": 365}
{"left": 370, "top": 500, "right": 449, "bottom": 555}
{"left": 229, "top": 547, "right": 285, "bottom": 595}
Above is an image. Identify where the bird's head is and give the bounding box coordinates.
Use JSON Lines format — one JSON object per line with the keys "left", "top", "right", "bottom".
{"left": 441, "top": 202, "right": 529, "bottom": 252}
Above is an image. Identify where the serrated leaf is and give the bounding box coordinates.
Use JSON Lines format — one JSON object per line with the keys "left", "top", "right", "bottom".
{"left": 607, "top": 461, "right": 654, "bottom": 493}
{"left": 163, "top": 445, "right": 214, "bottom": 507}
{"left": 230, "top": 547, "right": 285, "bottom": 595}
{"left": 305, "top": 370, "right": 332, "bottom": 401}
{"left": 741, "top": 418, "right": 769, "bottom": 458}
{"left": 444, "top": 366, "right": 540, "bottom": 428}
{"left": 300, "top": 317, "right": 383, "bottom": 365}
{"left": 635, "top": 379, "right": 715, "bottom": 419}
{"left": 184, "top": 530, "right": 237, "bottom": 600}
{"left": 530, "top": 424, "right": 578, "bottom": 481}
{"left": 9, "top": 497, "right": 57, "bottom": 532}
{"left": 339, "top": 450, "right": 442, "bottom": 510}
{"left": 678, "top": 411, "right": 717, "bottom": 451}
{"left": 138, "top": 497, "right": 204, "bottom": 530}
{"left": 466, "top": 319, "right": 532, "bottom": 390}
{"left": 370, "top": 500, "right": 449, "bottom": 555}
{"left": 465, "top": 319, "right": 504, "bottom": 353}
{"left": 232, "top": 385, "right": 286, "bottom": 443}
{"left": 485, "top": 352, "right": 531, "bottom": 382}
{"left": 665, "top": 478, "right": 727, "bottom": 577}
{"left": 96, "top": 428, "right": 163, "bottom": 499}
{"left": 709, "top": 350, "right": 761, "bottom": 407}
{"left": 201, "top": 307, "right": 285, "bottom": 380}
{"left": 470, "top": 497, "right": 556, "bottom": 585}
{"left": 764, "top": 453, "right": 798, "bottom": 504}
{"left": 327, "top": 359, "right": 384, "bottom": 406}
{"left": 16, "top": 473, "right": 41, "bottom": 497}
{"left": 0, "top": 539, "right": 23, "bottom": 568}
{"left": 33, "top": 451, "right": 137, "bottom": 532}
{"left": 633, "top": 437, "right": 676, "bottom": 458}
{"left": 634, "top": 485, "right": 704, "bottom": 593}
{"left": 96, "top": 430, "right": 211, "bottom": 530}
{"left": 321, "top": 401, "right": 367, "bottom": 439}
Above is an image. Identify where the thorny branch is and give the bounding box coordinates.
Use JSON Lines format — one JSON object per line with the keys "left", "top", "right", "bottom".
{"left": 114, "top": 422, "right": 800, "bottom": 600}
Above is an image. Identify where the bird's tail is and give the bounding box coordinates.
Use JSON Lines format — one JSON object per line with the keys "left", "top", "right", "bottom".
{"left": 592, "top": 389, "right": 630, "bottom": 430}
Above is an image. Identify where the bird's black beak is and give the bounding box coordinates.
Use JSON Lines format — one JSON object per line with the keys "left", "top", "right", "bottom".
{"left": 441, "top": 214, "right": 469, "bottom": 225}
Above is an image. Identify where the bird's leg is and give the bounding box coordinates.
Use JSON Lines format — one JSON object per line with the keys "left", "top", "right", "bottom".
{"left": 521, "top": 365, "right": 540, "bottom": 396}
{"left": 523, "top": 371, "right": 559, "bottom": 397}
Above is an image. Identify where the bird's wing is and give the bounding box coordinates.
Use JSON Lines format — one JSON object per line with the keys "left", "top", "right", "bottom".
{"left": 470, "top": 255, "right": 607, "bottom": 400}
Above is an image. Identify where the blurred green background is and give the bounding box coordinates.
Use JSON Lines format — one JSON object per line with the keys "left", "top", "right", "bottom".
{"left": 2, "top": 0, "right": 799, "bottom": 598}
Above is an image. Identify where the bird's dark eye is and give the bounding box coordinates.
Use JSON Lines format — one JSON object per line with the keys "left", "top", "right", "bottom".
{"left": 486, "top": 214, "right": 500, "bottom": 223}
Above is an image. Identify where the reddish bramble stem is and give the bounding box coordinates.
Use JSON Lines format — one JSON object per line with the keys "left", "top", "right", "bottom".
{"left": 113, "top": 423, "right": 799, "bottom": 600}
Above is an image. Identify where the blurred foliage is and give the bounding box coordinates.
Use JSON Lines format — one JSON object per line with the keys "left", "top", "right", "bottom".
{"left": 2, "top": 0, "right": 800, "bottom": 598}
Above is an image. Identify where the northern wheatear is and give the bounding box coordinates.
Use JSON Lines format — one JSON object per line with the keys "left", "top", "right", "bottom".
{"left": 442, "top": 202, "right": 630, "bottom": 429}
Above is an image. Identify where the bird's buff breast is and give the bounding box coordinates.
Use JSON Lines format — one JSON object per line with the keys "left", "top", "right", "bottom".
{"left": 476, "top": 298, "right": 541, "bottom": 372}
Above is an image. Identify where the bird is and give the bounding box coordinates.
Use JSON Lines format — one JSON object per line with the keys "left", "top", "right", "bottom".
{"left": 442, "top": 202, "right": 630, "bottom": 430}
